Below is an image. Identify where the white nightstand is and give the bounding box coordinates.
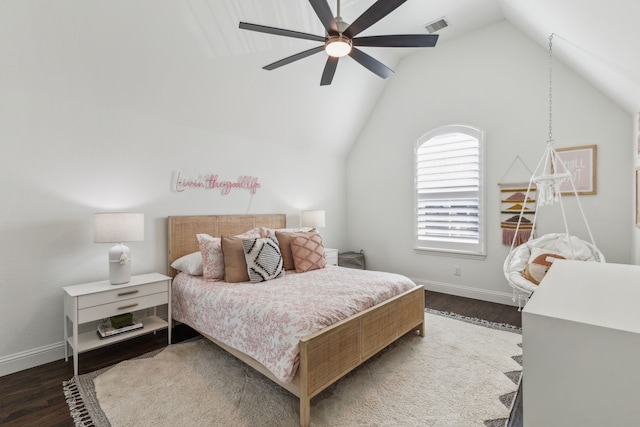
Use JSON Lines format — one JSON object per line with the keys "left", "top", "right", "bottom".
{"left": 325, "top": 248, "right": 338, "bottom": 266}
{"left": 63, "top": 272, "right": 171, "bottom": 376}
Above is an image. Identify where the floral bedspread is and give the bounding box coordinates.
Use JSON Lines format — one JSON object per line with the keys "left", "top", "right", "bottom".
{"left": 171, "top": 266, "right": 417, "bottom": 383}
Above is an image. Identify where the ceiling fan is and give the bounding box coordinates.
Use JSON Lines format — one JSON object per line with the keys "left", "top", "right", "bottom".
{"left": 239, "top": 0, "right": 439, "bottom": 86}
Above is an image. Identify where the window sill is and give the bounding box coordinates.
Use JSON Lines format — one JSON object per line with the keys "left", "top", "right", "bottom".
{"left": 413, "top": 247, "right": 487, "bottom": 260}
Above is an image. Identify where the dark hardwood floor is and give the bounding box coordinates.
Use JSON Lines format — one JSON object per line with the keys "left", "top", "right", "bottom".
{"left": 0, "top": 291, "right": 522, "bottom": 427}
{"left": 424, "top": 290, "right": 522, "bottom": 328}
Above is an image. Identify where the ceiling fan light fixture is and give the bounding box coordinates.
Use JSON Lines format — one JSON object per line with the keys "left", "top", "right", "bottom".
{"left": 239, "top": 0, "right": 439, "bottom": 85}
{"left": 325, "top": 35, "right": 352, "bottom": 57}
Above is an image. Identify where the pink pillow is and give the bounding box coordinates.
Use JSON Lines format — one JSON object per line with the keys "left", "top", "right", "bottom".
{"left": 276, "top": 231, "right": 318, "bottom": 271}
{"left": 196, "top": 234, "right": 224, "bottom": 281}
{"left": 291, "top": 234, "right": 327, "bottom": 273}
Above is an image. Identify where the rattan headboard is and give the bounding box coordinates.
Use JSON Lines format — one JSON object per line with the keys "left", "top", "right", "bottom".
{"left": 167, "top": 214, "right": 286, "bottom": 277}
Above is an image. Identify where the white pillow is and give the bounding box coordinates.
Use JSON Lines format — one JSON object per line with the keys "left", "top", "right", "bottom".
{"left": 259, "top": 226, "right": 312, "bottom": 237}
{"left": 170, "top": 251, "right": 203, "bottom": 276}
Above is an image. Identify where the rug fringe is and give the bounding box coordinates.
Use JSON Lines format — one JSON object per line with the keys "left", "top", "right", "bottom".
{"left": 63, "top": 378, "right": 96, "bottom": 427}
{"left": 485, "top": 417, "right": 509, "bottom": 427}
{"left": 426, "top": 308, "right": 522, "bottom": 427}
{"left": 425, "top": 308, "right": 522, "bottom": 333}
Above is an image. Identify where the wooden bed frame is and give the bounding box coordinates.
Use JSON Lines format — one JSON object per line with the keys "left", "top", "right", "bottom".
{"left": 167, "top": 214, "right": 425, "bottom": 427}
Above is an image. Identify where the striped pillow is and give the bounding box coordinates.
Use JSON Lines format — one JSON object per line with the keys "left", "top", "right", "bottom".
{"left": 242, "top": 236, "right": 285, "bottom": 283}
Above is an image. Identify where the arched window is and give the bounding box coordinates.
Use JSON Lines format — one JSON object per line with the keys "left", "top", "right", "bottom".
{"left": 414, "top": 125, "right": 486, "bottom": 256}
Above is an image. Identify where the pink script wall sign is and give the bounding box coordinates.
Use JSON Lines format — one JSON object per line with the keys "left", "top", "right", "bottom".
{"left": 174, "top": 172, "right": 261, "bottom": 195}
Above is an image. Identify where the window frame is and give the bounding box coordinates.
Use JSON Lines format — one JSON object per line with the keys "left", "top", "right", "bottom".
{"left": 414, "top": 124, "right": 486, "bottom": 258}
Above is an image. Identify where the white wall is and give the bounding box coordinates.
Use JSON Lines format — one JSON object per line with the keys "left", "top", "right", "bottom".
{"left": 0, "top": 126, "right": 347, "bottom": 376}
{"left": 0, "top": 6, "right": 347, "bottom": 375}
{"left": 346, "top": 21, "right": 632, "bottom": 304}
{"left": 0, "top": 125, "right": 347, "bottom": 376}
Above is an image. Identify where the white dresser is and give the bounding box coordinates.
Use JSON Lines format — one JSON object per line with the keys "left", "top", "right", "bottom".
{"left": 63, "top": 272, "right": 171, "bottom": 376}
{"left": 522, "top": 260, "right": 640, "bottom": 426}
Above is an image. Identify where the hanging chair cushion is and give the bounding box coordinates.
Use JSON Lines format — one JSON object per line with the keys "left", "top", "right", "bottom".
{"left": 504, "top": 233, "right": 605, "bottom": 293}
{"left": 523, "top": 248, "right": 567, "bottom": 285}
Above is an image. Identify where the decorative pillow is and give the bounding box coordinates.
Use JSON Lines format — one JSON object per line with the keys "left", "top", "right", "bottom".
{"left": 242, "top": 236, "right": 285, "bottom": 283}
{"left": 523, "top": 247, "right": 566, "bottom": 285}
{"left": 215, "top": 228, "right": 263, "bottom": 283}
{"left": 170, "top": 251, "right": 203, "bottom": 276}
{"left": 276, "top": 230, "right": 318, "bottom": 271}
{"left": 291, "top": 234, "right": 327, "bottom": 273}
{"left": 196, "top": 234, "right": 224, "bottom": 281}
{"left": 236, "top": 227, "right": 264, "bottom": 239}
{"left": 260, "top": 227, "right": 311, "bottom": 237}
{"left": 221, "top": 236, "right": 250, "bottom": 283}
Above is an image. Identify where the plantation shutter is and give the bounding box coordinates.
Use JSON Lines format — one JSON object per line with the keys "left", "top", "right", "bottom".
{"left": 415, "top": 126, "right": 484, "bottom": 255}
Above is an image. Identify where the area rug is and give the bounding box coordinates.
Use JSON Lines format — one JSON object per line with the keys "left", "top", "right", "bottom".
{"left": 64, "top": 310, "right": 522, "bottom": 427}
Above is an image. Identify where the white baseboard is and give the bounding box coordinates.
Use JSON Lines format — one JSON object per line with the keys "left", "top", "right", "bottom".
{"left": 0, "top": 342, "right": 66, "bottom": 377}
{"left": 411, "top": 277, "right": 518, "bottom": 307}
{"left": 0, "top": 312, "right": 170, "bottom": 377}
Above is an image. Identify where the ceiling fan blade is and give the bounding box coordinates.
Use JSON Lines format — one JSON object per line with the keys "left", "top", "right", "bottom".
{"left": 239, "top": 22, "right": 325, "bottom": 43}
{"left": 348, "top": 47, "right": 394, "bottom": 79}
{"left": 320, "top": 56, "right": 339, "bottom": 86}
{"left": 344, "top": 0, "right": 407, "bottom": 38}
{"left": 353, "top": 34, "right": 439, "bottom": 48}
{"left": 263, "top": 46, "right": 325, "bottom": 70}
{"left": 309, "top": 0, "right": 338, "bottom": 35}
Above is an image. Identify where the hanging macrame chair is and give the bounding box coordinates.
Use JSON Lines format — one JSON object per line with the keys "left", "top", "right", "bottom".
{"left": 502, "top": 142, "right": 605, "bottom": 308}
{"left": 503, "top": 34, "right": 605, "bottom": 309}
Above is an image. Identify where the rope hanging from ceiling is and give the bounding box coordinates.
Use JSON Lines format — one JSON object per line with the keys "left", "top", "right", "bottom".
{"left": 502, "top": 34, "right": 605, "bottom": 309}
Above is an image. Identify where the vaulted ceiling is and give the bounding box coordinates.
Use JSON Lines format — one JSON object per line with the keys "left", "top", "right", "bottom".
{"left": 181, "top": 0, "right": 640, "bottom": 154}
{"left": 35, "top": 0, "right": 638, "bottom": 155}
{"left": 501, "top": 0, "right": 640, "bottom": 117}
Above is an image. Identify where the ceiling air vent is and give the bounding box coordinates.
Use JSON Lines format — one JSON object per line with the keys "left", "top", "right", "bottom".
{"left": 424, "top": 17, "right": 449, "bottom": 34}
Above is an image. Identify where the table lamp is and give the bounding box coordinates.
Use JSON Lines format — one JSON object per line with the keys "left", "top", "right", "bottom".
{"left": 301, "top": 210, "right": 326, "bottom": 231}
{"left": 94, "top": 213, "right": 144, "bottom": 285}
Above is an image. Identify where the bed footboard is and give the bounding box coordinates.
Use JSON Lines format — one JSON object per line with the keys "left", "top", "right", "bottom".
{"left": 298, "top": 285, "right": 425, "bottom": 427}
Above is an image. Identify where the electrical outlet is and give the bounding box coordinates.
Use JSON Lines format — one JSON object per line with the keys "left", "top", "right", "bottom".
{"left": 453, "top": 265, "right": 461, "bottom": 276}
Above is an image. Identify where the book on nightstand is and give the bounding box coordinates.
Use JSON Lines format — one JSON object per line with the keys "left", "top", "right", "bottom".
{"left": 97, "top": 320, "right": 144, "bottom": 339}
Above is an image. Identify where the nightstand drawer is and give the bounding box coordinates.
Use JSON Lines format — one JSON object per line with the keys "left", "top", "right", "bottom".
{"left": 78, "top": 292, "right": 168, "bottom": 323}
{"left": 77, "top": 281, "right": 168, "bottom": 309}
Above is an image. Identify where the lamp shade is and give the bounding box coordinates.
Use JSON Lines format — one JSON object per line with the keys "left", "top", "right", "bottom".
{"left": 94, "top": 213, "right": 144, "bottom": 243}
{"left": 301, "top": 210, "right": 326, "bottom": 229}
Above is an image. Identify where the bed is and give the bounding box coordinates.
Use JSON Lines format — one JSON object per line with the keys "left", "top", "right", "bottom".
{"left": 167, "top": 214, "right": 425, "bottom": 427}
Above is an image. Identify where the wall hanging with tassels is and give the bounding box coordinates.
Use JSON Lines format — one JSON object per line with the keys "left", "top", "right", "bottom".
{"left": 500, "top": 186, "right": 536, "bottom": 245}
{"left": 498, "top": 156, "right": 535, "bottom": 246}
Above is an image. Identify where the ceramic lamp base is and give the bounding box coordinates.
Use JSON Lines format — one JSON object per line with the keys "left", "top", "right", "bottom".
{"left": 109, "top": 243, "right": 131, "bottom": 285}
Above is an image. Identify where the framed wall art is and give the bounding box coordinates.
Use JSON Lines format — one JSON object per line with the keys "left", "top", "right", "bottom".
{"left": 636, "top": 167, "right": 640, "bottom": 228}
{"left": 555, "top": 145, "right": 597, "bottom": 195}
{"left": 637, "top": 113, "right": 640, "bottom": 158}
